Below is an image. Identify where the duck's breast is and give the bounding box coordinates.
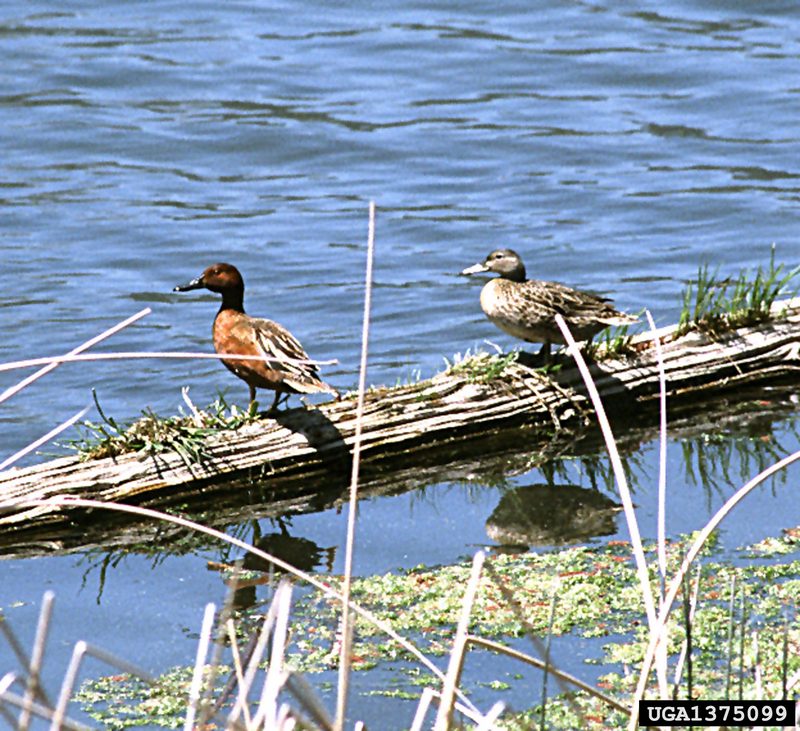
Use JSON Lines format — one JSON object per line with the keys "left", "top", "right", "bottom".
{"left": 479, "top": 279, "right": 561, "bottom": 343}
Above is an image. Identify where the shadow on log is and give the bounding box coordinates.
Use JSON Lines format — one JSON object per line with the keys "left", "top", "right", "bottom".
{"left": 2, "top": 298, "right": 800, "bottom": 551}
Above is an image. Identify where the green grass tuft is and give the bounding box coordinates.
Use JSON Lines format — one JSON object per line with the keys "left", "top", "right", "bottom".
{"left": 584, "top": 321, "right": 638, "bottom": 360}
{"left": 678, "top": 245, "right": 800, "bottom": 336}
{"left": 444, "top": 349, "right": 519, "bottom": 384}
{"left": 69, "top": 390, "right": 260, "bottom": 463}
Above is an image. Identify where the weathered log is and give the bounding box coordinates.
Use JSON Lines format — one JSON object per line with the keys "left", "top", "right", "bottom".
{"left": 0, "top": 380, "right": 792, "bottom": 560}
{"left": 2, "top": 299, "right": 800, "bottom": 537}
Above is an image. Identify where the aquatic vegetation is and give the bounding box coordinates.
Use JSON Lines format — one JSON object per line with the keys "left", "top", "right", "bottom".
{"left": 76, "top": 667, "right": 199, "bottom": 730}
{"left": 678, "top": 245, "right": 800, "bottom": 336}
{"left": 444, "top": 349, "right": 520, "bottom": 383}
{"left": 584, "top": 321, "right": 637, "bottom": 360}
{"left": 73, "top": 537, "right": 800, "bottom": 729}
{"left": 69, "top": 390, "right": 260, "bottom": 462}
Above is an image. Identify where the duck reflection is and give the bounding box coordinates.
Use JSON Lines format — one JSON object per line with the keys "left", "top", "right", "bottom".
{"left": 226, "top": 522, "right": 335, "bottom": 609}
{"left": 486, "top": 483, "right": 622, "bottom": 549}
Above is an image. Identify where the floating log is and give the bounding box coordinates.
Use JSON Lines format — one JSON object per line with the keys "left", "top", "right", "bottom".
{"left": 2, "top": 299, "right": 800, "bottom": 540}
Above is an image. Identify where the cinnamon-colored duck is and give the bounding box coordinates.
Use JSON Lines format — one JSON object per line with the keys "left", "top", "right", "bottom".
{"left": 174, "top": 263, "right": 338, "bottom": 411}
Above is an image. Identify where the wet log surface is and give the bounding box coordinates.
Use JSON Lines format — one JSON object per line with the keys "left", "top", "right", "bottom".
{"left": 2, "top": 298, "right": 800, "bottom": 548}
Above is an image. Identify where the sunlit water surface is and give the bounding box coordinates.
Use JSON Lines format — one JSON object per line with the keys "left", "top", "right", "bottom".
{"left": 3, "top": 1, "right": 800, "bottom": 725}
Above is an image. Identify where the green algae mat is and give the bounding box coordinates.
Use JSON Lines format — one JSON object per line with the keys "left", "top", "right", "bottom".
{"left": 76, "top": 530, "right": 800, "bottom": 730}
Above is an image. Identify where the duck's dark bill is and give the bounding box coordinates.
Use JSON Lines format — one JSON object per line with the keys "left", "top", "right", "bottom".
{"left": 173, "top": 276, "right": 204, "bottom": 292}
{"left": 460, "top": 262, "right": 489, "bottom": 276}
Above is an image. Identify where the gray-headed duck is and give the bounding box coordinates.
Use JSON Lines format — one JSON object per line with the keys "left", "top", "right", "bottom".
{"left": 461, "top": 248, "right": 637, "bottom": 359}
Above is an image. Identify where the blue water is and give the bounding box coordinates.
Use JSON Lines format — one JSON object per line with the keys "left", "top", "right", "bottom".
{"left": 2, "top": 1, "right": 800, "bottom": 727}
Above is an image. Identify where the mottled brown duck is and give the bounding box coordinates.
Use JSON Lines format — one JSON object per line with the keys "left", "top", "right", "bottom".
{"left": 461, "top": 248, "right": 637, "bottom": 359}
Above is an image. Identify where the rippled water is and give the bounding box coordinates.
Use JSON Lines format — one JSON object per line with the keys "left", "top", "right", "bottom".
{"left": 3, "top": 1, "right": 800, "bottom": 725}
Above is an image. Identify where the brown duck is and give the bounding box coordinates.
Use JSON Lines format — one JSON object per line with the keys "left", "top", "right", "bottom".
{"left": 174, "top": 263, "right": 338, "bottom": 411}
{"left": 461, "top": 249, "right": 637, "bottom": 359}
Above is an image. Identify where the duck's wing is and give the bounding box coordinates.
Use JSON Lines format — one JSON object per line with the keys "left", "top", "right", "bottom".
{"left": 249, "top": 318, "right": 336, "bottom": 394}
{"left": 522, "top": 280, "right": 635, "bottom": 326}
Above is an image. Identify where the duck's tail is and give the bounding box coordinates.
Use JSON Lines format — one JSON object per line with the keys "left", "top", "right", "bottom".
{"left": 286, "top": 376, "right": 340, "bottom": 398}
{"left": 601, "top": 311, "right": 639, "bottom": 327}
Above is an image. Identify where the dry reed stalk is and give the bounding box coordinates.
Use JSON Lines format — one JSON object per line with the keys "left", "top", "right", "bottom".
{"left": 466, "top": 636, "right": 630, "bottom": 715}
{"left": 410, "top": 686, "right": 504, "bottom": 731}
{"left": 0, "top": 616, "right": 155, "bottom": 731}
{"left": 0, "top": 308, "right": 151, "bottom": 405}
{"left": 627, "top": 446, "right": 800, "bottom": 731}
{"left": 50, "top": 640, "right": 154, "bottom": 730}
{"left": 196, "top": 568, "right": 244, "bottom": 729}
{"left": 474, "top": 701, "right": 505, "bottom": 731}
{"left": 724, "top": 574, "right": 737, "bottom": 698}
{"left": 0, "top": 681, "right": 89, "bottom": 731}
{"left": 781, "top": 604, "right": 791, "bottom": 700}
{"left": 226, "top": 585, "right": 282, "bottom": 727}
{"left": 53, "top": 646, "right": 89, "bottom": 731}
{"left": 0, "top": 351, "right": 337, "bottom": 375}
{"left": 671, "top": 565, "right": 702, "bottom": 695}
{"left": 539, "top": 581, "right": 559, "bottom": 730}
{"left": 184, "top": 603, "right": 216, "bottom": 731}
{"left": 252, "top": 582, "right": 293, "bottom": 728}
{"left": 434, "top": 551, "right": 486, "bottom": 731}
{"left": 335, "top": 201, "right": 376, "bottom": 731}
{"left": 0, "top": 406, "right": 89, "bottom": 472}
{"left": 19, "top": 590, "right": 53, "bottom": 730}
{"left": 738, "top": 587, "right": 747, "bottom": 701}
{"left": 283, "top": 672, "right": 335, "bottom": 730}
{"left": 645, "top": 309, "right": 672, "bottom": 701}
{"left": 645, "top": 310, "right": 668, "bottom": 585}
{"left": 225, "top": 619, "right": 253, "bottom": 729}
{"left": 555, "top": 314, "right": 665, "bottom": 695}
{"left": 0, "top": 674, "right": 19, "bottom": 728}
{"left": 0, "top": 496, "right": 480, "bottom": 719}
{"left": 409, "top": 687, "right": 436, "bottom": 731}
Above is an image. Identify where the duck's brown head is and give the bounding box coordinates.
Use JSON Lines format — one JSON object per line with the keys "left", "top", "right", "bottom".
{"left": 174, "top": 263, "right": 245, "bottom": 308}
{"left": 461, "top": 249, "right": 526, "bottom": 282}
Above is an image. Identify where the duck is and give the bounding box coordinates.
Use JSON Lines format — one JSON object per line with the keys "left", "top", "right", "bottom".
{"left": 461, "top": 248, "right": 637, "bottom": 360}
{"left": 174, "top": 263, "right": 338, "bottom": 411}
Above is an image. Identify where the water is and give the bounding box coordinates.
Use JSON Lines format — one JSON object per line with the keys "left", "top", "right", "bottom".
{"left": 3, "top": 1, "right": 800, "bottom": 726}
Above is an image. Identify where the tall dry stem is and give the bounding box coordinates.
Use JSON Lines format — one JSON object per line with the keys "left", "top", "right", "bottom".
{"left": 0, "top": 308, "right": 151, "bottom": 405}
{"left": 628, "top": 447, "right": 800, "bottom": 730}
{"left": 0, "top": 407, "right": 89, "bottom": 472}
{"left": 335, "top": 201, "right": 376, "bottom": 731}
{"left": 555, "top": 314, "right": 667, "bottom": 697}
{"left": 434, "top": 551, "right": 486, "bottom": 730}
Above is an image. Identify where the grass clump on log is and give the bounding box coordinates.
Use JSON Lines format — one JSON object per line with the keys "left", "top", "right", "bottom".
{"left": 70, "top": 390, "right": 259, "bottom": 462}
{"left": 584, "top": 321, "right": 637, "bottom": 360}
{"left": 444, "top": 349, "right": 519, "bottom": 383}
{"left": 678, "top": 245, "right": 799, "bottom": 336}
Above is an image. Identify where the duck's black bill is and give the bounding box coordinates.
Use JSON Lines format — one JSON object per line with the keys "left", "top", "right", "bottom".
{"left": 460, "top": 262, "right": 489, "bottom": 276}
{"left": 173, "top": 276, "right": 204, "bottom": 292}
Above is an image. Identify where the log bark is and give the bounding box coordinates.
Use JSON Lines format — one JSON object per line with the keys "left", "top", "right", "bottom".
{"left": 2, "top": 299, "right": 800, "bottom": 538}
